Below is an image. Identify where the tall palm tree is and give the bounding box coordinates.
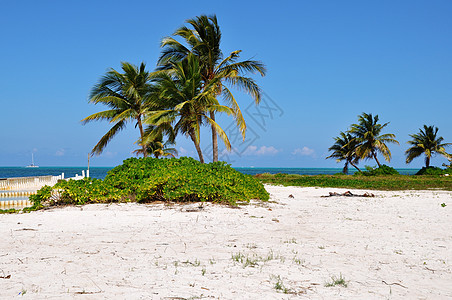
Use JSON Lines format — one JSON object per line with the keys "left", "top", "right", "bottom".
{"left": 326, "top": 131, "right": 362, "bottom": 174}
{"left": 146, "top": 54, "right": 233, "bottom": 163}
{"left": 405, "top": 125, "right": 451, "bottom": 168}
{"left": 158, "top": 14, "right": 266, "bottom": 162}
{"left": 349, "top": 113, "right": 399, "bottom": 167}
{"left": 82, "top": 62, "right": 154, "bottom": 156}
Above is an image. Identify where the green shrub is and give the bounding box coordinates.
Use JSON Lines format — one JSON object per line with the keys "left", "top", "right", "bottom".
{"left": 415, "top": 166, "right": 449, "bottom": 176}
{"left": 274, "top": 173, "right": 288, "bottom": 178}
{"left": 28, "top": 157, "right": 269, "bottom": 209}
{"left": 27, "top": 185, "right": 52, "bottom": 211}
{"left": 51, "top": 178, "right": 127, "bottom": 205}
{"left": 105, "top": 157, "right": 269, "bottom": 204}
{"left": 357, "top": 165, "right": 399, "bottom": 176}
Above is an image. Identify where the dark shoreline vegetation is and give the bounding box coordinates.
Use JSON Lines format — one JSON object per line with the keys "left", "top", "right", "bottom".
{"left": 255, "top": 171, "right": 452, "bottom": 191}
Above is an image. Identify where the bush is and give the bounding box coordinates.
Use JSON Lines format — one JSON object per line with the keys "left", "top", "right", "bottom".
{"left": 274, "top": 173, "right": 288, "bottom": 178}
{"left": 415, "top": 166, "right": 449, "bottom": 176}
{"left": 29, "top": 157, "right": 269, "bottom": 208}
{"left": 357, "top": 165, "right": 399, "bottom": 176}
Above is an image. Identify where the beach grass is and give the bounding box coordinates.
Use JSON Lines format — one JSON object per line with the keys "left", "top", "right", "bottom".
{"left": 256, "top": 173, "right": 452, "bottom": 191}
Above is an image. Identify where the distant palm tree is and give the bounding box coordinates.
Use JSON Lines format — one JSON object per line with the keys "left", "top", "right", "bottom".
{"left": 405, "top": 125, "right": 451, "bottom": 168}
{"left": 326, "top": 131, "right": 361, "bottom": 174}
{"left": 350, "top": 113, "right": 399, "bottom": 167}
{"left": 146, "top": 54, "right": 233, "bottom": 163}
{"left": 82, "top": 62, "right": 154, "bottom": 156}
{"left": 133, "top": 135, "right": 177, "bottom": 158}
{"left": 135, "top": 124, "right": 177, "bottom": 158}
{"left": 158, "top": 14, "right": 266, "bottom": 162}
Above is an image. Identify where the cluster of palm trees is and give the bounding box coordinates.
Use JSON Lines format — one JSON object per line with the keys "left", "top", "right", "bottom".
{"left": 327, "top": 113, "right": 451, "bottom": 173}
{"left": 82, "top": 15, "right": 266, "bottom": 162}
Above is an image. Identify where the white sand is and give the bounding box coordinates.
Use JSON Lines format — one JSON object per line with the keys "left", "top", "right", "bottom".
{"left": 1, "top": 185, "right": 451, "bottom": 299}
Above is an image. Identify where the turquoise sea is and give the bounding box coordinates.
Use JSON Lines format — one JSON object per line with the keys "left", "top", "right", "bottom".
{"left": 0, "top": 166, "right": 419, "bottom": 179}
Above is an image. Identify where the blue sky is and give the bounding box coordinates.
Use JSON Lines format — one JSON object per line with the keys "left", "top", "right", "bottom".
{"left": 1, "top": 0, "right": 451, "bottom": 168}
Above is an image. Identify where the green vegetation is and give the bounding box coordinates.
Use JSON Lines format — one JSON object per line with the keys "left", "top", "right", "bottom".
{"left": 327, "top": 112, "right": 399, "bottom": 173}
{"left": 146, "top": 53, "right": 234, "bottom": 163}
{"left": 416, "top": 166, "right": 451, "bottom": 175}
{"left": 83, "top": 14, "right": 266, "bottom": 163}
{"left": 232, "top": 249, "right": 285, "bottom": 268}
{"left": 406, "top": 125, "right": 451, "bottom": 168}
{"left": 272, "top": 275, "right": 291, "bottom": 294}
{"left": 325, "top": 274, "right": 348, "bottom": 287}
{"left": 0, "top": 208, "right": 19, "bottom": 214}
{"left": 256, "top": 173, "right": 452, "bottom": 191}
{"left": 158, "top": 15, "right": 266, "bottom": 162}
{"left": 28, "top": 157, "right": 268, "bottom": 209}
{"left": 81, "top": 62, "right": 155, "bottom": 157}
{"left": 326, "top": 131, "right": 361, "bottom": 173}
{"left": 132, "top": 126, "right": 177, "bottom": 158}
{"left": 327, "top": 115, "right": 451, "bottom": 173}
{"left": 349, "top": 112, "right": 399, "bottom": 167}
{"left": 360, "top": 165, "right": 399, "bottom": 176}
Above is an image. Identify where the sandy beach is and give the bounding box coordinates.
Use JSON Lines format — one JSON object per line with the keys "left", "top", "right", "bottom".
{"left": 1, "top": 185, "right": 451, "bottom": 299}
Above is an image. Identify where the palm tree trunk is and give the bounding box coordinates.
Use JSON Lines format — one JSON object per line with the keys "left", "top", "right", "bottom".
{"left": 137, "top": 117, "right": 147, "bottom": 158}
{"left": 342, "top": 162, "right": 349, "bottom": 174}
{"left": 189, "top": 131, "right": 205, "bottom": 163}
{"left": 373, "top": 152, "right": 381, "bottom": 167}
{"left": 210, "top": 111, "right": 218, "bottom": 162}
{"left": 350, "top": 161, "right": 362, "bottom": 173}
{"left": 426, "top": 156, "right": 430, "bottom": 168}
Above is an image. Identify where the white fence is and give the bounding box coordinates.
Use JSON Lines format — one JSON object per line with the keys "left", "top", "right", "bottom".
{"left": 0, "top": 172, "right": 88, "bottom": 209}
{"left": 0, "top": 174, "right": 64, "bottom": 191}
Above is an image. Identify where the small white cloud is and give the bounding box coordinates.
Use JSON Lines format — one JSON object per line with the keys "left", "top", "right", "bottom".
{"left": 178, "top": 147, "right": 188, "bottom": 156}
{"left": 101, "top": 151, "right": 117, "bottom": 158}
{"left": 292, "top": 147, "right": 315, "bottom": 157}
{"left": 55, "top": 149, "right": 65, "bottom": 156}
{"left": 257, "top": 146, "right": 279, "bottom": 155}
{"left": 243, "top": 145, "right": 258, "bottom": 156}
{"left": 243, "top": 145, "right": 280, "bottom": 156}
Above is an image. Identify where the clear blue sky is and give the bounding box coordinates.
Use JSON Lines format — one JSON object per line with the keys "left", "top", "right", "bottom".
{"left": 1, "top": 0, "right": 451, "bottom": 168}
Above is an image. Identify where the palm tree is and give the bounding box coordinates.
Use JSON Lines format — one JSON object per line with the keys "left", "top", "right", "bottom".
{"left": 349, "top": 113, "right": 399, "bottom": 167}
{"left": 82, "top": 62, "right": 154, "bottom": 156}
{"left": 158, "top": 14, "right": 266, "bottom": 162}
{"left": 146, "top": 54, "right": 233, "bottom": 163}
{"left": 134, "top": 124, "right": 177, "bottom": 158}
{"left": 405, "top": 125, "right": 451, "bottom": 168}
{"left": 326, "top": 131, "right": 361, "bottom": 174}
{"left": 133, "top": 135, "right": 177, "bottom": 158}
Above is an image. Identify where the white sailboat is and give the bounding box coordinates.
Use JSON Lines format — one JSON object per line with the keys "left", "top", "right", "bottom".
{"left": 26, "top": 153, "right": 39, "bottom": 168}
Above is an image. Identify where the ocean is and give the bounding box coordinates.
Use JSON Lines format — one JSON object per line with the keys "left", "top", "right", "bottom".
{"left": 0, "top": 166, "right": 419, "bottom": 179}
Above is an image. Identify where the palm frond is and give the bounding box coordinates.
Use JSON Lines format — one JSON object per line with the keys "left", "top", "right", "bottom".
{"left": 91, "top": 121, "right": 126, "bottom": 155}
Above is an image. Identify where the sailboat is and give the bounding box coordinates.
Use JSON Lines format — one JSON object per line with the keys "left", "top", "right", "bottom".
{"left": 26, "top": 153, "right": 39, "bottom": 168}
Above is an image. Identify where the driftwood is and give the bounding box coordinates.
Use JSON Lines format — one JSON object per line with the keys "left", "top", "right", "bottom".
{"left": 322, "top": 191, "right": 375, "bottom": 198}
